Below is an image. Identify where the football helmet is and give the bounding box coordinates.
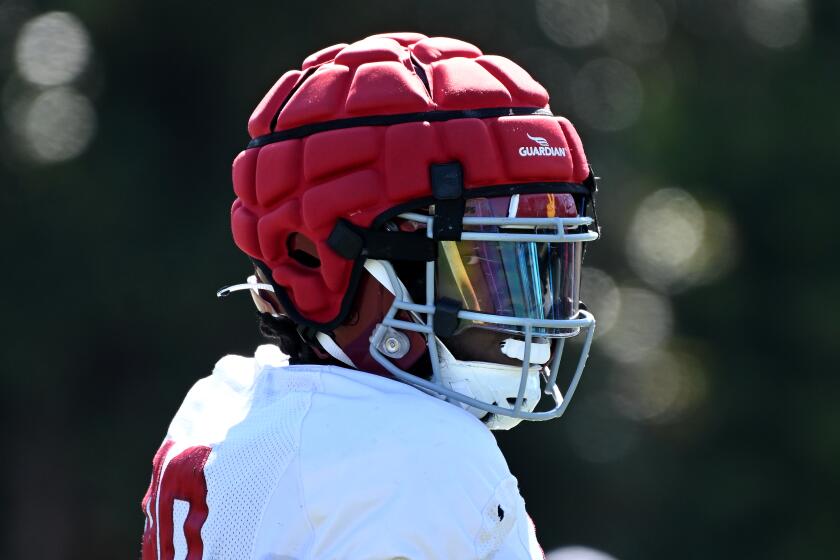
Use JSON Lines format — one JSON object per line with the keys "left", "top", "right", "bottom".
{"left": 221, "top": 33, "right": 600, "bottom": 429}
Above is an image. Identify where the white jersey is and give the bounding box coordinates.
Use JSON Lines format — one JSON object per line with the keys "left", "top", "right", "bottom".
{"left": 142, "top": 345, "right": 544, "bottom": 559}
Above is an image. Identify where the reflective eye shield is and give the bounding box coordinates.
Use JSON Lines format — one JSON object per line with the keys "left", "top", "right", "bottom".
{"left": 400, "top": 213, "right": 598, "bottom": 336}
{"left": 431, "top": 193, "right": 592, "bottom": 338}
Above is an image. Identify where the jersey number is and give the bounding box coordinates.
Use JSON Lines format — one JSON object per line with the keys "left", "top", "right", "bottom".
{"left": 142, "top": 440, "right": 212, "bottom": 560}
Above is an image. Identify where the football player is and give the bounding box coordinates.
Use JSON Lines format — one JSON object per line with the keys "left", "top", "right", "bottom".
{"left": 142, "top": 32, "right": 600, "bottom": 559}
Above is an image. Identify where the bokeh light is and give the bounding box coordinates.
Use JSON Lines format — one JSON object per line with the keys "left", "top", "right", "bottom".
{"left": 15, "top": 87, "right": 96, "bottom": 163}
{"left": 626, "top": 188, "right": 736, "bottom": 291}
{"left": 609, "top": 348, "right": 708, "bottom": 424}
{"left": 739, "top": 0, "right": 809, "bottom": 49}
{"left": 580, "top": 267, "right": 621, "bottom": 339}
{"left": 603, "top": 0, "right": 672, "bottom": 62}
{"left": 571, "top": 58, "right": 643, "bottom": 132}
{"left": 14, "top": 11, "right": 91, "bottom": 86}
{"left": 688, "top": 207, "right": 738, "bottom": 286}
{"left": 548, "top": 546, "right": 620, "bottom": 560}
{"left": 536, "top": 0, "right": 611, "bottom": 48}
{"left": 600, "top": 286, "right": 673, "bottom": 363}
{"left": 626, "top": 188, "right": 704, "bottom": 288}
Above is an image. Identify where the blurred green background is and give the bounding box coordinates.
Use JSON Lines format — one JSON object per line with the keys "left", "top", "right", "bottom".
{"left": 1, "top": 0, "right": 838, "bottom": 558}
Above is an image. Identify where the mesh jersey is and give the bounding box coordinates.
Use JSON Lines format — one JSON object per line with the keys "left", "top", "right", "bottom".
{"left": 141, "top": 345, "right": 544, "bottom": 559}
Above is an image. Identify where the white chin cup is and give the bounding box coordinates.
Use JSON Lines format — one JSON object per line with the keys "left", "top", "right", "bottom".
{"left": 436, "top": 342, "right": 542, "bottom": 431}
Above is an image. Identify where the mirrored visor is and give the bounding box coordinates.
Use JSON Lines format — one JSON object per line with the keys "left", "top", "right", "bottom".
{"left": 435, "top": 194, "right": 583, "bottom": 337}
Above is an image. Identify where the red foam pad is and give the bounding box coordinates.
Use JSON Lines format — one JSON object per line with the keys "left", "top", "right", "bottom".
{"left": 431, "top": 58, "right": 512, "bottom": 110}
{"left": 304, "top": 127, "right": 380, "bottom": 183}
{"left": 368, "top": 32, "right": 429, "bottom": 46}
{"left": 302, "top": 43, "right": 348, "bottom": 70}
{"left": 557, "top": 117, "right": 590, "bottom": 183}
{"left": 475, "top": 55, "right": 549, "bottom": 107}
{"left": 410, "top": 37, "right": 483, "bottom": 64}
{"left": 334, "top": 37, "right": 404, "bottom": 66}
{"left": 247, "top": 70, "right": 303, "bottom": 138}
{"left": 346, "top": 61, "right": 432, "bottom": 115}
{"left": 232, "top": 149, "right": 258, "bottom": 205}
{"left": 277, "top": 264, "right": 327, "bottom": 313}
{"left": 384, "top": 122, "right": 445, "bottom": 200}
{"left": 230, "top": 200, "right": 260, "bottom": 258}
{"left": 277, "top": 65, "right": 352, "bottom": 129}
{"left": 257, "top": 200, "right": 301, "bottom": 262}
{"left": 256, "top": 140, "right": 301, "bottom": 206}
{"left": 440, "top": 119, "right": 504, "bottom": 185}
{"left": 301, "top": 169, "right": 382, "bottom": 232}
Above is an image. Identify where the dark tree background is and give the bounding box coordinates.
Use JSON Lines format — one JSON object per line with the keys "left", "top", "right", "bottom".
{"left": 1, "top": 0, "right": 838, "bottom": 558}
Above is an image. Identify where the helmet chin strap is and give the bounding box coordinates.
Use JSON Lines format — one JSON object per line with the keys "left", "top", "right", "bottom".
{"left": 315, "top": 332, "right": 356, "bottom": 368}
{"left": 363, "top": 259, "right": 398, "bottom": 295}
{"left": 216, "top": 277, "right": 274, "bottom": 298}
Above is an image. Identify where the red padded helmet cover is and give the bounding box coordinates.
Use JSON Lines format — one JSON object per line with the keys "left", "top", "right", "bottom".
{"left": 231, "top": 33, "right": 590, "bottom": 326}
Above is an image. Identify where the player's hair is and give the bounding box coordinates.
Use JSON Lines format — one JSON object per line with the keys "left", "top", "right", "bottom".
{"left": 256, "top": 312, "right": 332, "bottom": 365}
